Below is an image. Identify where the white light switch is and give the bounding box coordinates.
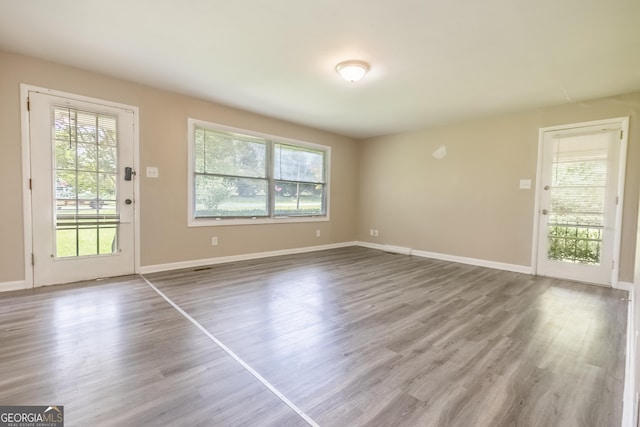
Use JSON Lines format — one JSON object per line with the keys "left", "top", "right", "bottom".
{"left": 146, "top": 167, "right": 159, "bottom": 178}
{"left": 519, "top": 179, "right": 531, "bottom": 190}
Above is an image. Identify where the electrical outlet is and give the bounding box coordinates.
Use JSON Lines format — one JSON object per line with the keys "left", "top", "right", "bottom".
{"left": 374, "top": 229, "right": 379, "bottom": 237}
{"left": 370, "top": 229, "right": 374, "bottom": 236}
{"left": 211, "top": 236, "right": 218, "bottom": 246}
{"left": 316, "top": 229, "right": 321, "bottom": 237}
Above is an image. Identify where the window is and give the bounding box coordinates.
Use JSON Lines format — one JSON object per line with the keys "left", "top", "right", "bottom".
{"left": 188, "top": 119, "right": 329, "bottom": 225}
{"left": 54, "top": 107, "right": 119, "bottom": 257}
{"left": 193, "top": 126, "right": 268, "bottom": 218}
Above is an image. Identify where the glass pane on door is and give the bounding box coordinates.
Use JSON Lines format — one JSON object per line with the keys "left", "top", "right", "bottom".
{"left": 53, "top": 107, "right": 119, "bottom": 258}
{"left": 546, "top": 133, "right": 610, "bottom": 265}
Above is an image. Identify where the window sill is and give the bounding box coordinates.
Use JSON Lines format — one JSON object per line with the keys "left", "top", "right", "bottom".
{"left": 188, "top": 215, "right": 329, "bottom": 227}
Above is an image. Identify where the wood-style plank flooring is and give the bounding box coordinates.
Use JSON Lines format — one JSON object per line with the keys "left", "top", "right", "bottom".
{"left": 0, "top": 247, "right": 628, "bottom": 426}
{"left": 0, "top": 277, "right": 306, "bottom": 426}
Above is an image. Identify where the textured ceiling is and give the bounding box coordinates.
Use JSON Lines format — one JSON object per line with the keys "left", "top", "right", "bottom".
{"left": 0, "top": 0, "right": 639, "bottom": 138}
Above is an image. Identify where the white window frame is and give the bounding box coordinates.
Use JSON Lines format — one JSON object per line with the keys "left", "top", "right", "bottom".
{"left": 187, "top": 118, "right": 330, "bottom": 227}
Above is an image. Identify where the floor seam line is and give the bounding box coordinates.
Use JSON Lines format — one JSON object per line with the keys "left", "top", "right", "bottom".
{"left": 140, "top": 274, "right": 319, "bottom": 427}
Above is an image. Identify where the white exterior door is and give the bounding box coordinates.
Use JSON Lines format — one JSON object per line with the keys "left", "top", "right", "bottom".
{"left": 535, "top": 120, "right": 626, "bottom": 286}
{"left": 29, "top": 91, "right": 136, "bottom": 286}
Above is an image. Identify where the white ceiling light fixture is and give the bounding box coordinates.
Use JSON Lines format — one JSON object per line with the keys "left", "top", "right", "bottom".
{"left": 336, "top": 60, "right": 370, "bottom": 83}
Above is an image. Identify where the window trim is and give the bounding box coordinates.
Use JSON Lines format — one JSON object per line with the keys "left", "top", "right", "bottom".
{"left": 187, "top": 118, "right": 330, "bottom": 227}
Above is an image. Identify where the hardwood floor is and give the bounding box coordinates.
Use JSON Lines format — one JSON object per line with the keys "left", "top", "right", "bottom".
{"left": 0, "top": 247, "right": 628, "bottom": 426}
{"left": 0, "top": 277, "right": 307, "bottom": 426}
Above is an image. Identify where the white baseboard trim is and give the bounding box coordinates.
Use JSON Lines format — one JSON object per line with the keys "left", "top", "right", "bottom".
{"left": 355, "top": 241, "right": 531, "bottom": 274}
{"left": 371, "top": 244, "right": 412, "bottom": 255}
{"left": 0, "top": 280, "right": 29, "bottom": 293}
{"left": 410, "top": 249, "right": 532, "bottom": 274}
{"left": 622, "top": 283, "right": 636, "bottom": 427}
{"left": 381, "top": 245, "right": 412, "bottom": 255}
{"left": 356, "top": 242, "right": 412, "bottom": 255}
{"left": 140, "top": 242, "right": 356, "bottom": 274}
{"left": 355, "top": 241, "right": 384, "bottom": 251}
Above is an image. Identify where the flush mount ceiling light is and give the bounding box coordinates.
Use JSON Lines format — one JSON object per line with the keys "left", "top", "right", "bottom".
{"left": 336, "top": 60, "right": 370, "bottom": 83}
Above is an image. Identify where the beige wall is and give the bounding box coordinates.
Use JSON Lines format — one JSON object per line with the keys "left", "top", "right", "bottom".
{"left": 634, "top": 197, "right": 640, "bottom": 423}
{"left": 358, "top": 92, "right": 640, "bottom": 282}
{"left": 1, "top": 49, "right": 638, "bottom": 285}
{"left": 0, "top": 50, "right": 359, "bottom": 282}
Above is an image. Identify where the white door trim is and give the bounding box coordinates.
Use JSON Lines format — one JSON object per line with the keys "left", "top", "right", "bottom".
{"left": 20, "top": 84, "right": 140, "bottom": 287}
{"left": 530, "top": 116, "right": 629, "bottom": 286}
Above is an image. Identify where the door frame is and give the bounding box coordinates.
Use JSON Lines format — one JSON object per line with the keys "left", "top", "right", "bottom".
{"left": 20, "top": 84, "right": 140, "bottom": 288}
{"left": 531, "top": 116, "right": 629, "bottom": 287}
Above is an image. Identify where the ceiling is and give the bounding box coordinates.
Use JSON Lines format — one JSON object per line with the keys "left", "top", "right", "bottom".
{"left": 0, "top": 0, "right": 638, "bottom": 139}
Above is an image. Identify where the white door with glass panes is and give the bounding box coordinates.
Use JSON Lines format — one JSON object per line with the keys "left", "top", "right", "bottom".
{"left": 29, "top": 91, "right": 136, "bottom": 286}
{"left": 535, "top": 120, "right": 625, "bottom": 286}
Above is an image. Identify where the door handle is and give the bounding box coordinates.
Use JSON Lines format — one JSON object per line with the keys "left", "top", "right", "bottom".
{"left": 541, "top": 209, "right": 549, "bottom": 215}
{"left": 124, "top": 167, "right": 136, "bottom": 181}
